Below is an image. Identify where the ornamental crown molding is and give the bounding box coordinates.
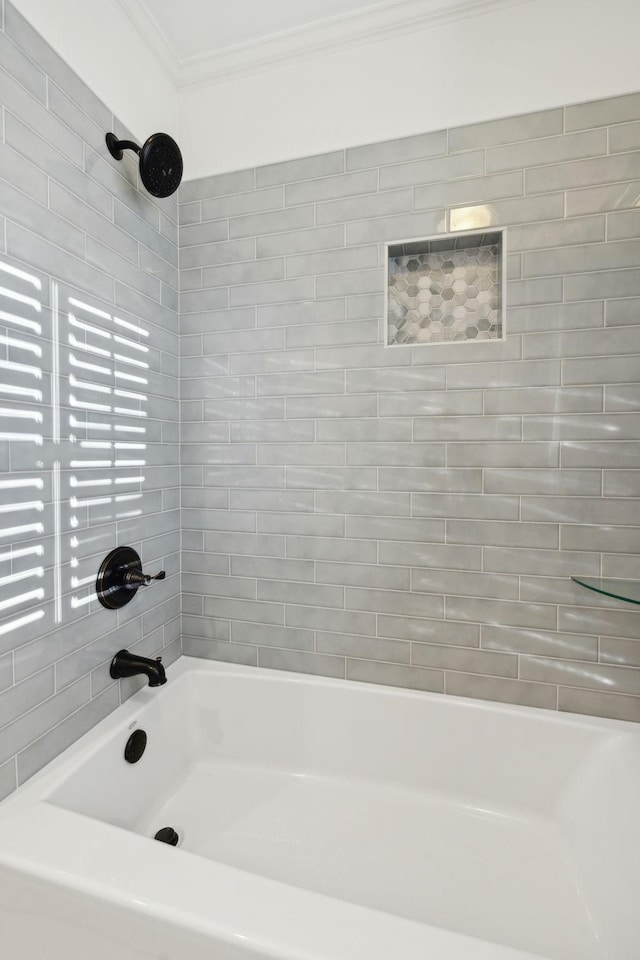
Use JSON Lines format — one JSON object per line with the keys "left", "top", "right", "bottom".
{"left": 117, "top": 0, "right": 532, "bottom": 90}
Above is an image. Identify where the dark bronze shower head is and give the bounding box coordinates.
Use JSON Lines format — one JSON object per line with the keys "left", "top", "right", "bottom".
{"left": 105, "top": 131, "right": 183, "bottom": 198}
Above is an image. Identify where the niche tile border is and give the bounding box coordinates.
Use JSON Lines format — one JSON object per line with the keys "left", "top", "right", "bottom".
{"left": 385, "top": 229, "right": 506, "bottom": 347}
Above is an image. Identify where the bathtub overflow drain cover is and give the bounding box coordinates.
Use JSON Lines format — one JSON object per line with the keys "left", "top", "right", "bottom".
{"left": 124, "top": 728, "right": 147, "bottom": 763}
{"left": 154, "top": 827, "right": 179, "bottom": 846}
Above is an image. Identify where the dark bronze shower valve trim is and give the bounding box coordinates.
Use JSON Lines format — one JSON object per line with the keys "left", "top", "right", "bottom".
{"left": 96, "top": 546, "right": 166, "bottom": 609}
{"left": 105, "top": 131, "right": 183, "bottom": 198}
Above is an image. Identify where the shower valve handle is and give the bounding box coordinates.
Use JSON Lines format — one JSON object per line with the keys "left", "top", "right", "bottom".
{"left": 124, "top": 568, "right": 166, "bottom": 589}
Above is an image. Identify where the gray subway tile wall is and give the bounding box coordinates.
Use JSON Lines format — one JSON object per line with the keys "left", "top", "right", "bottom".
{"left": 0, "top": 1, "right": 180, "bottom": 799}
{"left": 179, "top": 91, "right": 640, "bottom": 723}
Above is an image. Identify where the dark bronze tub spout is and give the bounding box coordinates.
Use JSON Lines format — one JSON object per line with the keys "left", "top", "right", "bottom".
{"left": 110, "top": 649, "right": 167, "bottom": 687}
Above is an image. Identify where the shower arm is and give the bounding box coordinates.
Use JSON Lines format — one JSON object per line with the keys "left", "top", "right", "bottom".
{"left": 106, "top": 132, "right": 141, "bottom": 161}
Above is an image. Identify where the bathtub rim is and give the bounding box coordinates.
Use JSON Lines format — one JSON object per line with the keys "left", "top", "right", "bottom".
{"left": 0, "top": 655, "right": 637, "bottom": 813}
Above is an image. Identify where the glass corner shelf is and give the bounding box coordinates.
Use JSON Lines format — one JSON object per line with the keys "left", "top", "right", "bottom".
{"left": 571, "top": 577, "right": 640, "bottom": 606}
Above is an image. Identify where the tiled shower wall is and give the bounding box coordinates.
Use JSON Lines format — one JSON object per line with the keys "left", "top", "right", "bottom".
{"left": 179, "top": 91, "right": 640, "bottom": 723}
{"left": 0, "top": 1, "right": 180, "bottom": 800}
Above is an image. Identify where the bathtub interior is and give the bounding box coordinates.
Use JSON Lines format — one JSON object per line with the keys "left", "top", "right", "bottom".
{"left": 40, "top": 662, "right": 640, "bottom": 960}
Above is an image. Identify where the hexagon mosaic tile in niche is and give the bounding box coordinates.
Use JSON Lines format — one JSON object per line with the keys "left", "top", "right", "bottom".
{"left": 386, "top": 231, "right": 504, "bottom": 346}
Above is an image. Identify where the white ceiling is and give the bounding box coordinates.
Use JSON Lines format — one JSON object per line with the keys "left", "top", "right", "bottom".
{"left": 117, "top": 0, "right": 527, "bottom": 86}
{"left": 132, "top": 0, "right": 388, "bottom": 60}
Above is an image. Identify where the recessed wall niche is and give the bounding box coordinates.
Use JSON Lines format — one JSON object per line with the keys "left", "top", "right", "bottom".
{"left": 385, "top": 230, "right": 505, "bottom": 346}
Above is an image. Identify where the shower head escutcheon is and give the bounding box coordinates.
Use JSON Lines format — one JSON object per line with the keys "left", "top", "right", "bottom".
{"left": 105, "top": 131, "right": 183, "bottom": 198}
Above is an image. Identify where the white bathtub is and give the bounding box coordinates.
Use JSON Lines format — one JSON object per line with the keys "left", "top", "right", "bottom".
{"left": 0, "top": 658, "right": 637, "bottom": 960}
